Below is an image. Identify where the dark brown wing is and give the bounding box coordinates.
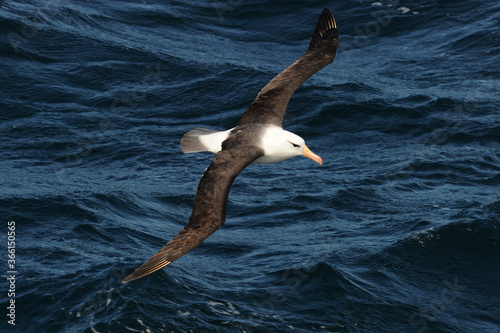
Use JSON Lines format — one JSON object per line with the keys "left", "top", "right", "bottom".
{"left": 122, "top": 142, "right": 264, "bottom": 283}
{"left": 238, "top": 7, "right": 339, "bottom": 127}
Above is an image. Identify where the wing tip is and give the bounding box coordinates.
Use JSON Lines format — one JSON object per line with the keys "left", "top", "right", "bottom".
{"left": 122, "top": 258, "right": 172, "bottom": 283}
{"left": 320, "top": 7, "right": 337, "bottom": 30}
{"left": 309, "top": 7, "right": 338, "bottom": 51}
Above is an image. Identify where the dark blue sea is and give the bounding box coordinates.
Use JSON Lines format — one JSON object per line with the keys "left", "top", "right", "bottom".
{"left": 1, "top": 0, "right": 500, "bottom": 332}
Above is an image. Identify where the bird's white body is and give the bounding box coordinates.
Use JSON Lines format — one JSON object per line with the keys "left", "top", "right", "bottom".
{"left": 199, "top": 128, "right": 233, "bottom": 154}
{"left": 181, "top": 125, "right": 310, "bottom": 164}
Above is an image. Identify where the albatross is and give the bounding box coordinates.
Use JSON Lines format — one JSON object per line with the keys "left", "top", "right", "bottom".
{"left": 122, "top": 7, "right": 339, "bottom": 283}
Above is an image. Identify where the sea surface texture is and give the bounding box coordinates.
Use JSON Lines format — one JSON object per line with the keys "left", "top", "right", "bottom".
{"left": 1, "top": 0, "right": 499, "bottom": 332}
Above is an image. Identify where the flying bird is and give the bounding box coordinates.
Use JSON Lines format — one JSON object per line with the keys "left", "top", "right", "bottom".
{"left": 122, "top": 7, "right": 339, "bottom": 283}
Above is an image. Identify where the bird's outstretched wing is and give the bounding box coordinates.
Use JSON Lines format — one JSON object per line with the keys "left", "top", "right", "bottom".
{"left": 237, "top": 7, "right": 339, "bottom": 127}
{"left": 122, "top": 142, "right": 264, "bottom": 283}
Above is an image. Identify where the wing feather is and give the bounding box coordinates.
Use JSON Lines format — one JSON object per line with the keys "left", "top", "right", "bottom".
{"left": 122, "top": 144, "right": 263, "bottom": 283}
{"left": 237, "top": 7, "right": 339, "bottom": 127}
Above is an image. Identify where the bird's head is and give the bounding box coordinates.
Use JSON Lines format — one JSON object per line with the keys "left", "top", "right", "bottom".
{"left": 258, "top": 126, "right": 323, "bottom": 165}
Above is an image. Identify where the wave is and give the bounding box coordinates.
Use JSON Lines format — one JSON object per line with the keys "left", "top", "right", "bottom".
{"left": 397, "top": 218, "right": 499, "bottom": 253}
{"left": 371, "top": 217, "right": 500, "bottom": 284}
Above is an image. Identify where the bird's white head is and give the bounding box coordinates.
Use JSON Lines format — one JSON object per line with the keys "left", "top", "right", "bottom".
{"left": 256, "top": 126, "right": 323, "bottom": 165}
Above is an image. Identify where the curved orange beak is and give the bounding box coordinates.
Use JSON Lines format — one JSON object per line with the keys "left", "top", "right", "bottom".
{"left": 302, "top": 144, "right": 323, "bottom": 165}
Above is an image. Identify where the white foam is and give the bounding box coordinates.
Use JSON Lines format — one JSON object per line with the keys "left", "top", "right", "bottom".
{"left": 177, "top": 310, "right": 191, "bottom": 317}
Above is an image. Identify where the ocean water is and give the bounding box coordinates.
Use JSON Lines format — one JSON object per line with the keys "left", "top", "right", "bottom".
{"left": 1, "top": 0, "right": 500, "bottom": 332}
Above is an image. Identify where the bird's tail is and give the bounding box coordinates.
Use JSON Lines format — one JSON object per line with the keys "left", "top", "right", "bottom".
{"left": 180, "top": 127, "right": 230, "bottom": 154}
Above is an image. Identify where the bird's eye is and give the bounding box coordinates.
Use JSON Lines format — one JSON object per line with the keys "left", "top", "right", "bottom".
{"left": 289, "top": 142, "right": 300, "bottom": 148}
